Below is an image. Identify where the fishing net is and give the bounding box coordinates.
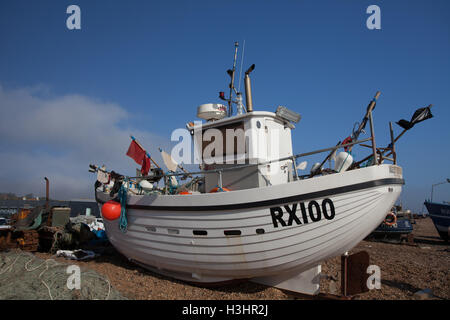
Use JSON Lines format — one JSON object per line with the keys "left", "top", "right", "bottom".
{"left": 0, "top": 249, "right": 125, "bottom": 300}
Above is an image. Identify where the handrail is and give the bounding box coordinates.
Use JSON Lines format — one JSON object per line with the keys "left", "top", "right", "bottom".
{"left": 125, "top": 137, "right": 373, "bottom": 179}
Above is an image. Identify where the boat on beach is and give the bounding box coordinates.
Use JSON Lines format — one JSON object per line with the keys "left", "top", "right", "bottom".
{"left": 96, "top": 164, "right": 403, "bottom": 283}
{"left": 368, "top": 205, "right": 414, "bottom": 243}
{"left": 424, "top": 201, "right": 450, "bottom": 241}
{"left": 91, "top": 43, "right": 433, "bottom": 284}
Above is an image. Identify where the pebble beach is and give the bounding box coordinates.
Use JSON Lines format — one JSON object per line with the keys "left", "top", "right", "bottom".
{"left": 29, "top": 217, "right": 449, "bottom": 300}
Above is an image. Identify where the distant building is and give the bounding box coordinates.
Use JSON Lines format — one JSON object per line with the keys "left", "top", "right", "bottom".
{"left": 0, "top": 199, "right": 100, "bottom": 218}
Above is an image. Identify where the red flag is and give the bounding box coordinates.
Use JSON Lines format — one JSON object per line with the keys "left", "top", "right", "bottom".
{"left": 126, "top": 140, "right": 146, "bottom": 166}
{"left": 141, "top": 154, "right": 151, "bottom": 176}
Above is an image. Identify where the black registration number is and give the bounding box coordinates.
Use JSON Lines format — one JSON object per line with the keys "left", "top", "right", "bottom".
{"left": 270, "top": 198, "right": 335, "bottom": 228}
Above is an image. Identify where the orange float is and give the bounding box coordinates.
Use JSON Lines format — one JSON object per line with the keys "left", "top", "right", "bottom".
{"left": 179, "top": 191, "right": 192, "bottom": 195}
{"left": 101, "top": 200, "right": 122, "bottom": 220}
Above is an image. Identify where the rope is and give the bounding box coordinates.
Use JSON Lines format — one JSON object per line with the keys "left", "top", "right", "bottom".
{"left": 82, "top": 272, "right": 111, "bottom": 300}
{"left": 24, "top": 253, "right": 62, "bottom": 300}
{"left": 118, "top": 182, "right": 128, "bottom": 233}
{"left": 50, "top": 230, "right": 63, "bottom": 254}
{"left": 0, "top": 250, "right": 60, "bottom": 300}
{"left": 0, "top": 250, "right": 23, "bottom": 275}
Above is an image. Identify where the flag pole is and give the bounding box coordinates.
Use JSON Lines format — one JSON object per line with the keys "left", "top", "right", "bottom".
{"left": 348, "top": 91, "right": 381, "bottom": 152}
{"left": 130, "top": 136, "right": 161, "bottom": 169}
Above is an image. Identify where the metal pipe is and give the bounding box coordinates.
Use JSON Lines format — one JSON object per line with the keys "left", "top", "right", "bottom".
{"left": 292, "top": 156, "right": 298, "bottom": 181}
{"left": 244, "top": 64, "right": 255, "bottom": 112}
{"left": 244, "top": 75, "right": 253, "bottom": 112}
{"left": 218, "top": 171, "right": 223, "bottom": 189}
{"left": 44, "top": 177, "right": 49, "bottom": 210}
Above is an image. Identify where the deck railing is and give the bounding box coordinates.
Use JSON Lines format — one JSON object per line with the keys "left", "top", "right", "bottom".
{"left": 128, "top": 129, "right": 396, "bottom": 192}
{"left": 91, "top": 101, "right": 400, "bottom": 194}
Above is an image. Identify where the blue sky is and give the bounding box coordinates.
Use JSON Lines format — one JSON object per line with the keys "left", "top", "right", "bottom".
{"left": 0, "top": 0, "right": 449, "bottom": 211}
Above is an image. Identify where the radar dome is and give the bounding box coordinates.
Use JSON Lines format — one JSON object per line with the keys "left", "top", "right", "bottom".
{"left": 197, "top": 103, "right": 227, "bottom": 121}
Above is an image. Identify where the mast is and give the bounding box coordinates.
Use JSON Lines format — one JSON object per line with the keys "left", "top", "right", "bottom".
{"left": 227, "top": 42, "right": 239, "bottom": 117}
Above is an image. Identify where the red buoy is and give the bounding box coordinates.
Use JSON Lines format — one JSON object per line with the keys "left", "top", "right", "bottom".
{"left": 101, "top": 200, "right": 121, "bottom": 221}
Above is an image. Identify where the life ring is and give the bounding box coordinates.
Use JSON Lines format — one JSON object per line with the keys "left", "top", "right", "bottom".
{"left": 384, "top": 212, "right": 397, "bottom": 226}
{"left": 209, "top": 187, "right": 231, "bottom": 193}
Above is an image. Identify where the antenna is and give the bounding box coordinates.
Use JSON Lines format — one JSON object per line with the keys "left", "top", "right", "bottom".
{"left": 227, "top": 42, "right": 239, "bottom": 117}
{"left": 238, "top": 39, "right": 246, "bottom": 93}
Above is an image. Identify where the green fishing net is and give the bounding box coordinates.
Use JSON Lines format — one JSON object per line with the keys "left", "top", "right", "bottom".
{"left": 0, "top": 250, "right": 125, "bottom": 300}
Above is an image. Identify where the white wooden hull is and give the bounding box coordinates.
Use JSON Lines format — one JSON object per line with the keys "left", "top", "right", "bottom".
{"left": 96, "top": 164, "right": 403, "bottom": 283}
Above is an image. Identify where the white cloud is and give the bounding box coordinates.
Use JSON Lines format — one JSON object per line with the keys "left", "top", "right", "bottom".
{"left": 0, "top": 84, "right": 171, "bottom": 200}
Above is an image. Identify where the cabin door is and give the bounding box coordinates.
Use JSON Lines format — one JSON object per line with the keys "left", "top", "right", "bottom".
{"left": 263, "top": 119, "right": 290, "bottom": 186}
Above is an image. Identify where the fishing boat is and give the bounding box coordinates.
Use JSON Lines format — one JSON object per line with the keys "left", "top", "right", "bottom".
{"left": 368, "top": 206, "right": 413, "bottom": 243}
{"left": 91, "top": 43, "right": 432, "bottom": 284}
{"left": 424, "top": 201, "right": 450, "bottom": 241}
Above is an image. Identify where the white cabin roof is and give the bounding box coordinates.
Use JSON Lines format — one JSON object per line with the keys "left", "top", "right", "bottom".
{"left": 188, "top": 111, "right": 295, "bottom": 131}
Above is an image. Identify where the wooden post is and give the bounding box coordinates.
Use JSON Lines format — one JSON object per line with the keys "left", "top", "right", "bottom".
{"left": 368, "top": 111, "right": 378, "bottom": 164}
{"left": 341, "top": 253, "right": 348, "bottom": 296}
{"left": 389, "top": 122, "right": 396, "bottom": 164}
{"left": 348, "top": 91, "right": 380, "bottom": 153}
{"left": 341, "top": 251, "right": 370, "bottom": 297}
